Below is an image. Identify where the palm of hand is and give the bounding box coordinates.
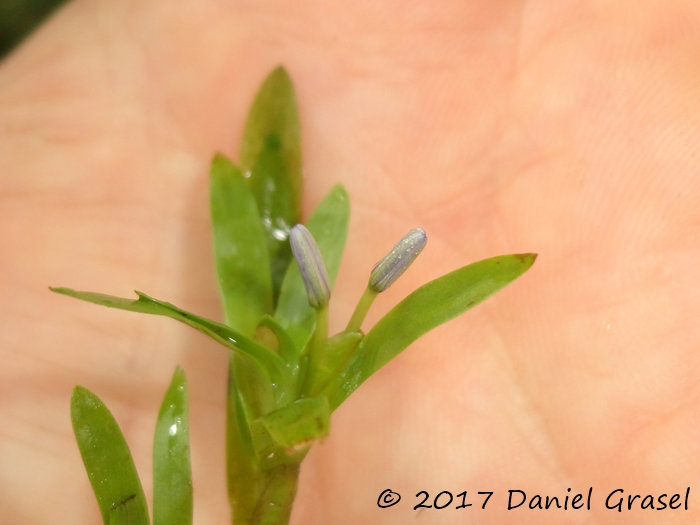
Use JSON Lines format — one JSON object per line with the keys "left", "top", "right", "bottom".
{"left": 1, "top": 1, "right": 699, "bottom": 524}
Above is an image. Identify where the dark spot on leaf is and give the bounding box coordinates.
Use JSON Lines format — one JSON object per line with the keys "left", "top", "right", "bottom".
{"left": 111, "top": 494, "right": 136, "bottom": 511}
{"left": 265, "top": 133, "right": 281, "bottom": 150}
{"left": 514, "top": 253, "right": 537, "bottom": 265}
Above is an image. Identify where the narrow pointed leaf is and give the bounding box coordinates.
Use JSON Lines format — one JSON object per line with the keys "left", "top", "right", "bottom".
{"left": 50, "top": 288, "right": 291, "bottom": 403}
{"left": 240, "top": 66, "right": 302, "bottom": 304}
{"left": 325, "top": 254, "right": 537, "bottom": 410}
{"left": 71, "top": 387, "right": 150, "bottom": 525}
{"left": 211, "top": 153, "right": 273, "bottom": 336}
{"left": 153, "top": 367, "right": 192, "bottom": 525}
{"left": 274, "top": 185, "right": 350, "bottom": 352}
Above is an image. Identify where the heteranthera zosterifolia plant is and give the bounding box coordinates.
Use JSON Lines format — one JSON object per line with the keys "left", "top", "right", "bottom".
{"left": 52, "top": 67, "right": 537, "bottom": 525}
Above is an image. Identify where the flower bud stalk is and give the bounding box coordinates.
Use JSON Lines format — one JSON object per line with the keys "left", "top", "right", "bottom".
{"left": 345, "top": 286, "right": 378, "bottom": 333}
{"left": 309, "top": 306, "right": 329, "bottom": 359}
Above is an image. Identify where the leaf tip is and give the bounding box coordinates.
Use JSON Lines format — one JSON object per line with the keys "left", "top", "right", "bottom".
{"left": 70, "top": 385, "right": 84, "bottom": 405}
{"left": 267, "top": 65, "right": 292, "bottom": 88}
{"left": 70, "top": 385, "right": 100, "bottom": 425}
{"left": 210, "top": 152, "right": 239, "bottom": 175}
{"left": 71, "top": 384, "right": 97, "bottom": 403}
{"left": 172, "top": 365, "right": 187, "bottom": 384}
{"left": 329, "top": 184, "right": 349, "bottom": 203}
{"left": 514, "top": 252, "right": 538, "bottom": 269}
{"left": 211, "top": 151, "right": 228, "bottom": 164}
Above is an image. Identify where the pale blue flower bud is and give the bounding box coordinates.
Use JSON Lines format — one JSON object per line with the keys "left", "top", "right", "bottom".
{"left": 369, "top": 228, "right": 427, "bottom": 292}
{"left": 290, "top": 224, "right": 330, "bottom": 308}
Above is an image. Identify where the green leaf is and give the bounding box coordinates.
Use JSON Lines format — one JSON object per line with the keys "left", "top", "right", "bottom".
{"left": 303, "top": 331, "right": 362, "bottom": 397}
{"left": 50, "top": 288, "right": 292, "bottom": 406}
{"left": 110, "top": 496, "right": 149, "bottom": 525}
{"left": 248, "top": 464, "right": 300, "bottom": 525}
{"left": 153, "top": 367, "right": 192, "bottom": 525}
{"left": 71, "top": 386, "right": 150, "bottom": 525}
{"left": 325, "top": 254, "right": 537, "bottom": 410}
{"left": 249, "top": 397, "right": 329, "bottom": 469}
{"left": 240, "top": 66, "right": 303, "bottom": 304}
{"left": 227, "top": 369, "right": 262, "bottom": 525}
{"left": 257, "top": 315, "right": 299, "bottom": 367}
{"left": 210, "top": 153, "right": 273, "bottom": 336}
{"left": 274, "top": 185, "right": 350, "bottom": 352}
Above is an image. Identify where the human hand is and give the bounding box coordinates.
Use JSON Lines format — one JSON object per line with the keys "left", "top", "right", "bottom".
{"left": 1, "top": 1, "right": 699, "bottom": 524}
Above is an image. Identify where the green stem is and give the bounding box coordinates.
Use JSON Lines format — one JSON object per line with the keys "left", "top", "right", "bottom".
{"left": 310, "top": 306, "right": 328, "bottom": 353}
{"left": 345, "top": 286, "right": 378, "bottom": 332}
{"left": 227, "top": 358, "right": 261, "bottom": 525}
{"left": 299, "top": 307, "right": 329, "bottom": 395}
{"left": 249, "top": 463, "right": 301, "bottom": 525}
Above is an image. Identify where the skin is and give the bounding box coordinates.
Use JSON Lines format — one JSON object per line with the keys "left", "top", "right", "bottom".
{"left": 2, "top": 0, "right": 700, "bottom": 523}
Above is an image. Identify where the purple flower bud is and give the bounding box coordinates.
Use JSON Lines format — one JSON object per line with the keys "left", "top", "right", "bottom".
{"left": 290, "top": 224, "right": 331, "bottom": 308}
{"left": 369, "top": 228, "right": 427, "bottom": 292}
